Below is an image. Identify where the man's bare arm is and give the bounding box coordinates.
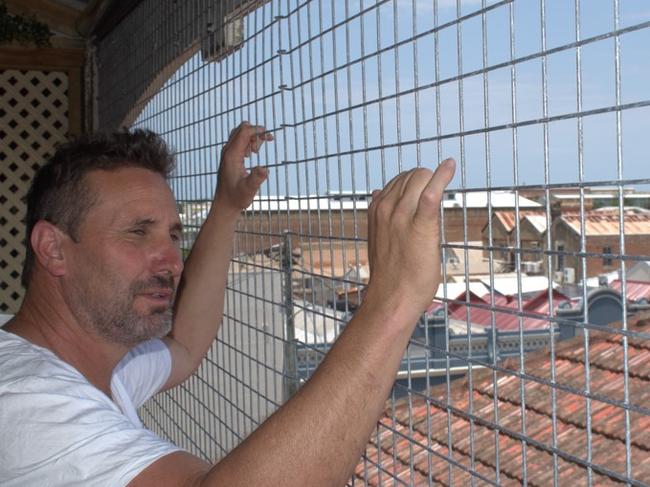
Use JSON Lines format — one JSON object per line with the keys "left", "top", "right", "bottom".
{"left": 162, "top": 123, "right": 272, "bottom": 390}
{"left": 130, "top": 160, "right": 456, "bottom": 486}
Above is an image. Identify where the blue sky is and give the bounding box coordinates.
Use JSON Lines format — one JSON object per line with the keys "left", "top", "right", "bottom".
{"left": 134, "top": 0, "right": 650, "bottom": 201}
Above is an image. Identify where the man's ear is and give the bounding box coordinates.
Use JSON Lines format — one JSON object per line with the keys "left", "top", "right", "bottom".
{"left": 30, "top": 220, "right": 69, "bottom": 278}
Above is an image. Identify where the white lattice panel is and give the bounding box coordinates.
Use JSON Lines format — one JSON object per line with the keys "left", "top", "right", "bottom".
{"left": 0, "top": 69, "right": 69, "bottom": 313}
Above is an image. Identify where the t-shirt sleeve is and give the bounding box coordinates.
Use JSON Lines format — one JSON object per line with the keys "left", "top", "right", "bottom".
{"left": 113, "top": 338, "right": 172, "bottom": 408}
{"left": 1, "top": 373, "right": 180, "bottom": 487}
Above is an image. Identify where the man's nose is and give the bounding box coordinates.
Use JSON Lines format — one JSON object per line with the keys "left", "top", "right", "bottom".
{"left": 152, "top": 237, "right": 184, "bottom": 280}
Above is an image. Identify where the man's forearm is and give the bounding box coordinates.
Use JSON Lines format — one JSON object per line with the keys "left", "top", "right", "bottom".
{"left": 164, "top": 205, "right": 239, "bottom": 384}
{"left": 163, "top": 123, "right": 272, "bottom": 389}
{"left": 195, "top": 162, "right": 456, "bottom": 486}
{"left": 131, "top": 297, "right": 423, "bottom": 487}
{"left": 199, "top": 297, "right": 421, "bottom": 487}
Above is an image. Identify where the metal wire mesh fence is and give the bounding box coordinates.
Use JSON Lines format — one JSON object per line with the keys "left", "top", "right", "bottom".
{"left": 96, "top": 0, "right": 650, "bottom": 484}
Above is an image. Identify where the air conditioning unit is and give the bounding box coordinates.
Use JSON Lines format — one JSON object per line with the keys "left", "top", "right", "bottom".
{"left": 523, "top": 261, "right": 542, "bottom": 274}
{"left": 563, "top": 267, "right": 576, "bottom": 284}
{"left": 201, "top": 10, "right": 245, "bottom": 63}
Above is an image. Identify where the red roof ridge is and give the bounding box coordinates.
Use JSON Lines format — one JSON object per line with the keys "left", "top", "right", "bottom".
{"left": 611, "top": 278, "right": 650, "bottom": 285}
{"left": 521, "top": 288, "right": 569, "bottom": 311}
{"left": 561, "top": 212, "right": 650, "bottom": 221}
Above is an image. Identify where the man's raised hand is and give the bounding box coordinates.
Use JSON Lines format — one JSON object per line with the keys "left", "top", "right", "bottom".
{"left": 364, "top": 159, "right": 456, "bottom": 324}
{"left": 215, "top": 122, "right": 273, "bottom": 215}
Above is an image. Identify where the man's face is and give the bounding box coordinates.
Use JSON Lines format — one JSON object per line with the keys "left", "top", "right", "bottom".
{"left": 61, "top": 167, "right": 184, "bottom": 346}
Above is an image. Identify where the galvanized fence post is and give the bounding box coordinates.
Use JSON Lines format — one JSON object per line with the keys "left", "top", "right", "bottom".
{"left": 282, "top": 231, "right": 298, "bottom": 402}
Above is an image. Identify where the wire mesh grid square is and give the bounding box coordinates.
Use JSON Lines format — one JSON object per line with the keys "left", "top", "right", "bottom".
{"left": 96, "top": 0, "right": 650, "bottom": 484}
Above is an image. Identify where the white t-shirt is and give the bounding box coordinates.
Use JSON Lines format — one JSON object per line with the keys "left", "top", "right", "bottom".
{"left": 0, "top": 329, "right": 181, "bottom": 486}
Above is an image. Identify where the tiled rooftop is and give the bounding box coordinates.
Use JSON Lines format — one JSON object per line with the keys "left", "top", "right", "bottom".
{"left": 491, "top": 210, "right": 545, "bottom": 234}
{"left": 355, "top": 313, "right": 650, "bottom": 486}
{"left": 560, "top": 212, "right": 650, "bottom": 237}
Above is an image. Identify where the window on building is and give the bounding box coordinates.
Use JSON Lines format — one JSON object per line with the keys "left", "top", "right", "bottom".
{"left": 603, "top": 246, "right": 613, "bottom": 266}
{"left": 501, "top": 247, "right": 509, "bottom": 259}
{"left": 532, "top": 242, "right": 542, "bottom": 260}
{"left": 556, "top": 244, "right": 565, "bottom": 271}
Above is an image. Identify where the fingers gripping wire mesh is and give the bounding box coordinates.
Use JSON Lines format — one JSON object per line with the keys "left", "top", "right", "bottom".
{"left": 97, "top": 0, "right": 650, "bottom": 484}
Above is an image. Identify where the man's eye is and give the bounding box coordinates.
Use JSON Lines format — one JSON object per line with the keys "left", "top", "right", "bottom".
{"left": 171, "top": 233, "right": 181, "bottom": 243}
{"left": 130, "top": 228, "right": 146, "bottom": 236}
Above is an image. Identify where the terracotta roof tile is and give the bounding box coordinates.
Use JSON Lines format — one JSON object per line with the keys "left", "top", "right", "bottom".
{"left": 356, "top": 314, "right": 650, "bottom": 485}
{"left": 560, "top": 212, "right": 650, "bottom": 236}
{"left": 493, "top": 210, "right": 546, "bottom": 234}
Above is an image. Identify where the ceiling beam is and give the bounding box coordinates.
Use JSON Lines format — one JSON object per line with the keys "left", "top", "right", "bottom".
{"left": 75, "top": 0, "right": 114, "bottom": 38}
{"left": 0, "top": 46, "right": 84, "bottom": 69}
{"left": 51, "top": 0, "right": 89, "bottom": 11}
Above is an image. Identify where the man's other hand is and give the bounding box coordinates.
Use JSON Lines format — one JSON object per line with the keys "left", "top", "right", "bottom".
{"left": 364, "top": 159, "right": 456, "bottom": 321}
{"left": 215, "top": 122, "right": 273, "bottom": 215}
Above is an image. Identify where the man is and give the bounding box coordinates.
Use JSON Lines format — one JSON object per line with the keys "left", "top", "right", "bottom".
{"left": 0, "top": 122, "right": 455, "bottom": 486}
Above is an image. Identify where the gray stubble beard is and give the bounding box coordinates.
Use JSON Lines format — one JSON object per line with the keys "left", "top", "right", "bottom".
{"left": 67, "top": 275, "right": 175, "bottom": 347}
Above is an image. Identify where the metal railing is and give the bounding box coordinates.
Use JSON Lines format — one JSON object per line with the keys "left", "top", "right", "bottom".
{"left": 96, "top": 0, "right": 650, "bottom": 484}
